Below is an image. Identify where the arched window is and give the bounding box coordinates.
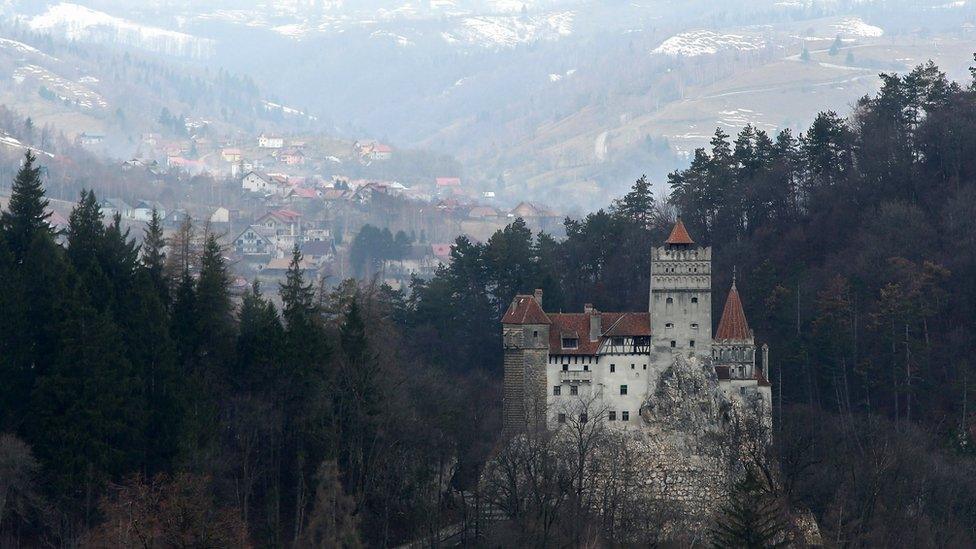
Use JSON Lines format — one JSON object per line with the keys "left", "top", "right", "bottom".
{"left": 666, "top": 297, "right": 673, "bottom": 305}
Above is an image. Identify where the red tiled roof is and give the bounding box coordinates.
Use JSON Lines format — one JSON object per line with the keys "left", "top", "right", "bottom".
{"left": 665, "top": 219, "right": 695, "bottom": 245}
{"left": 502, "top": 295, "right": 551, "bottom": 325}
{"left": 436, "top": 177, "right": 461, "bottom": 186}
{"left": 548, "top": 312, "right": 650, "bottom": 355}
{"left": 715, "top": 282, "right": 751, "bottom": 341}
{"left": 273, "top": 209, "right": 302, "bottom": 221}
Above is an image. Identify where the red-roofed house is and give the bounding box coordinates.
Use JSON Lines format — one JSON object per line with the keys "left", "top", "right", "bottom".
{"left": 501, "top": 221, "right": 772, "bottom": 436}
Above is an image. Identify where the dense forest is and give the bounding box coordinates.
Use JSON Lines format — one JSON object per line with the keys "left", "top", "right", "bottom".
{"left": 3, "top": 57, "right": 976, "bottom": 546}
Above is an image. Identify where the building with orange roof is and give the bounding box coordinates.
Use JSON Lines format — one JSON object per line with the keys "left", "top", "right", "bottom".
{"left": 502, "top": 220, "right": 772, "bottom": 436}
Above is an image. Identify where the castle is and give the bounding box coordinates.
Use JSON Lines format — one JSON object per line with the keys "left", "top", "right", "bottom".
{"left": 501, "top": 219, "right": 772, "bottom": 434}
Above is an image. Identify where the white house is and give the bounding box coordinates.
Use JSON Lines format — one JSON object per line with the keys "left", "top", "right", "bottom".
{"left": 233, "top": 225, "right": 278, "bottom": 256}
{"left": 133, "top": 200, "right": 165, "bottom": 222}
{"left": 258, "top": 134, "right": 284, "bottom": 149}
{"left": 100, "top": 198, "right": 133, "bottom": 220}
{"left": 242, "top": 171, "right": 274, "bottom": 194}
{"left": 210, "top": 206, "right": 230, "bottom": 224}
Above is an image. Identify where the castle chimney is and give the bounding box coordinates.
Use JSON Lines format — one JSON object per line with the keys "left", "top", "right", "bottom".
{"left": 586, "top": 304, "right": 601, "bottom": 341}
{"left": 533, "top": 288, "right": 543, "bottom": 307}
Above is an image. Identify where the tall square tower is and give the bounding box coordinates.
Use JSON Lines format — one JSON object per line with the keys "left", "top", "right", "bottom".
{"left": 649, "top": 220, "right": 712, "bottom": 357}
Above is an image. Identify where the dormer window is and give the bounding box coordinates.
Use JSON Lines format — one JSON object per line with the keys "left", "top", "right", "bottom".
{"left": 562, "top": 337, "right": 579, "bottom": 349}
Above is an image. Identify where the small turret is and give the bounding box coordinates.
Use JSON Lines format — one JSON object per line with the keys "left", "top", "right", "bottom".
{"left": 713, "top": 274, "right": 756, "bottom": 379}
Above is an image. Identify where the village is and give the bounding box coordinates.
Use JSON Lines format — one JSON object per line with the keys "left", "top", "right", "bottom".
{"left": 70, "top": 129, "right": 565, "bottom": 294}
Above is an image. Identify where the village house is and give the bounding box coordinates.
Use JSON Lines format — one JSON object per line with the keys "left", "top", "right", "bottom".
{"left": 372, "top": 143, "right": 393, "bottom": 161}
{"left": 280, "top": 148, "right": 305, "bottom": 165}
{"left": 221, "top": 148, "right": 242, "bottom": 163}
{"left": 77, "top": 132, "right": 104, "bottom": 146}
{"left": 233, "top": 225, "right": 278, "bottom": 256}
{"left": 210, "top": 206, "right": 231, "bottom": 224}
{"left": 99, "top": 198, "right": 133, "bottom": 220}
{"left": 133, "top": 200, "right": 165, "bottom": 222}
{"left": 258, "top": 134, "right": 285, "bottom": 149}
{"left": 242, "top": 171, "right": 275, "bottom": 194}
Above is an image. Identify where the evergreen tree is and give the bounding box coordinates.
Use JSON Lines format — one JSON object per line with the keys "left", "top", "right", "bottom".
{"left": 711, "top": 469, "right": 789, "bottom": 548}
{"left": 0, "top": 151, "right": 51, "bottom": 260}
{"left": 235, "top": 281, "right": 284, "bottom": 394}
{"left": 29, "top": 281, "right": 145, "bottom": 507}
{"left": 613, "top": 175, "right": 656, "bottom": 228}
{"left": 0, "top": 152, "right": 64, "bottom": 431}
{"left": 142, "top": 207, "right": 168, "bottom": 301}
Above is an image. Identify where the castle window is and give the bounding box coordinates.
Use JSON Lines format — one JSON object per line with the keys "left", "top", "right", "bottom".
{"left": 562, "top": 337, "right": 578, "bottom": 349}
{"left": 643, "top": 364, "right": 647, "bottom": 370}
{"left": 620, "top": 385, "right": 628, "bottom": 395}
{"left": 622, "top": 411, "right": 630, "bottom": 421}
{"left": 690, "top": 340, "right": 696, "bottom": 348}
{"left": 666, "top": 297, "right": 673, "bottom": 305}
{"left": 670, "top": 340, "right": 676, "bottom": 348}
{"left": 631, "top": 363, "right": 635, "bottom": 370}
{"left": 570, "top": 385, "right": 578, "bottom": 396}
{"left": 533, "top": 330, "right": 538, "bottom": 338}
{"left": 665, "top": 322, "right": 674, "bottom": 330}
{"left": 691, "top": 323, "right": 699, "bottom": 330}
{"left": 691, "top": 297, "right": 699, "bottom": 304}
{"left": 609, "top": 411, "right": 616, "bottom": 421}
{"left": 583, "top": 364, "right": 589, "bottom": 372}
{"left": 562, "top": 364, "right": 568, "bottom": 372}
{"left": 553, "top": 386, "right": 561, "bottom": 396}
{"left": 610, "top": 364, "right": 615, "bottom": 373}
{"left": 558, "top": 413, "right": 566, "bottom": 423}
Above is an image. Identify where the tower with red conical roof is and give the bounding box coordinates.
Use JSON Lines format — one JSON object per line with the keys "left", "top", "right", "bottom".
{"left": 713, "top": 274, "right": 772, "bottom": 407}
{"left": 649, "top": 219, "right": 712, "bottom": 357}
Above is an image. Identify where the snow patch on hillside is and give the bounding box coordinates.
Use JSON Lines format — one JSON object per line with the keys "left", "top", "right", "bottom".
{"left": 28, "top": 3, "right": 215, "bottom": 59}
{"left": 454, "top": 11, "right": 573, "bottom": 48}
{"left": 652, "top": 30, "right": 766, "bottom": 57}
{"left": 830, "top": 17, "right": 883, "bottom": 37}
{"left": 0, "top": 37, "right": 57, "bottom": 61}
{"left": 262, "top": 101, "right": 317, "bottom": 121}
{"left": 13, "top": 64, "right": 108, "bottom": 110}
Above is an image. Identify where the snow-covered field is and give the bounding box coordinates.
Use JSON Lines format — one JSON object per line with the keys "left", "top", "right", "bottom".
{"left": 28, "top": 3, "right": 215, "bottom": 58}
{"left": 448, "top": 11, "right": 574, "bottom": 48}
{"left": 652, "top": 30, "right": 766, "bottom": 57}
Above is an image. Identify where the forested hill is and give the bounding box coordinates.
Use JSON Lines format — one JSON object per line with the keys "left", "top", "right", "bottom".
{"left": 407, "top": 56, "right": 976, "bottom": 543}
{"left": 2, "top": 57, "right": 976, "bottom": 545}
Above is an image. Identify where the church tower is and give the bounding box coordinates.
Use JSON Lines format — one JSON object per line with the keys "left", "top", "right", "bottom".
{"left": 649, "top": 220, "right": 712, "bottom": 357}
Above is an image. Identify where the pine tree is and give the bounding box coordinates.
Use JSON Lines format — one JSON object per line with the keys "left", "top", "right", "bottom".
{"left": 29, "top": 281, "right": 145, "bottom": 505}
{"left": 236, "top": 281, "right": 284, "bottom": 394}
{"left": 0, "top": 151, "right": 64, "bottom": 430}
{"left": 614, "top": 175, "right": 656, "bottom": 228}
{"left": 142, "top": 207, "right": 168, "bottom": 301}
{"left": 0, "top": 151, "right": 51, "bottom": 260}
{"left": 711, "top": 469, "right": 789, "bottom": 548}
